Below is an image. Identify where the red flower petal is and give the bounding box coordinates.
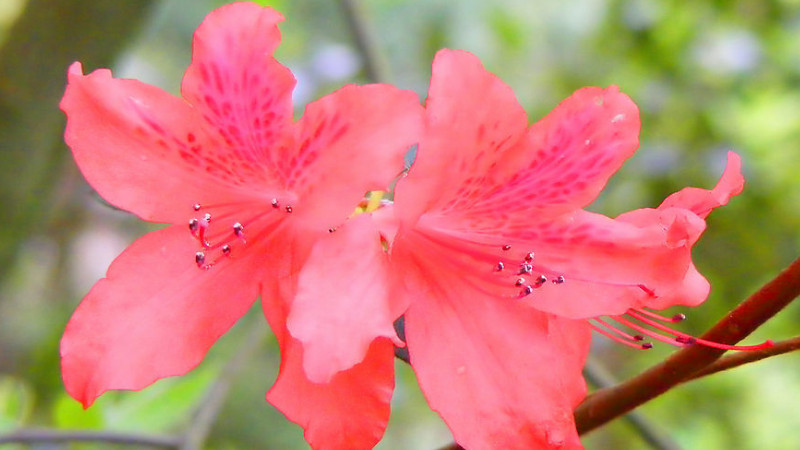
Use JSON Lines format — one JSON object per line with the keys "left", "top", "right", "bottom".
{"left": 394, "top": 206, "right": 703, "bottom": 320}
{"left": 526, "top": 261, "right": 709, "bottom": 319}
{"left": 396, "top": 50, "right": 640, "bottom": 232}
{"left": 263, "top": 283, "right": 394, "bottom": 450}
{"left": 512, "top": 209, "right": 703, "bottom": 318}
{"left": 60, "top": 226, "right": 260, "bottom": 407}
{"left": 394, "top": 49, "right": 529, "bottom": 226}
{"left": 528, "top": 154, "right": 742, "bottom": 318}
{"left": 393, "top": 50, "right": 736, "bottom": 322}
{"left": 61, "top": 63, "right": 272, "bottom": 224}
{"left": 287, "top": 215, "right": 403, "bottom": 383}
{"left": 658, "top": 151, "right": 744, "bottom": 218}
{"left": 181, "top": 3, "right": 296, "bottom": 178}
{"left": 62, "top": 4, "right": 294, "bottom": 224}
{"left": 401, "top": 268, "right": 591, "bottom": 449}
{"left": 646, "top": 261, "right": 710, "bottom": 310}
{"left": 445, "top": 84, "right": 639, "bottom": 234}
{"left": 289, "top": 84, "right": 423, "bottom": 227}
{"left": 371, "top": 204, "right": 400, "bottom": 243}
{"left": 519, "top": 84, "right": 640, "bottom": 212}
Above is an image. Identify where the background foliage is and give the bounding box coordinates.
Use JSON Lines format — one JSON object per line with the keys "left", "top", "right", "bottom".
{"left": 0, "top": 0, "right": 798, "bottom": 448}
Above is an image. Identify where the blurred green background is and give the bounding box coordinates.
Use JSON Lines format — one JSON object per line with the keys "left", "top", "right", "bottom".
{"left": 0, "top": 0, "right": 799, "bottom": 448}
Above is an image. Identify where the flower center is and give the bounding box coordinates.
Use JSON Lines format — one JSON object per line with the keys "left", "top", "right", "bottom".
{"left": 187, "top": 198, "right": 292, "bottom": 269}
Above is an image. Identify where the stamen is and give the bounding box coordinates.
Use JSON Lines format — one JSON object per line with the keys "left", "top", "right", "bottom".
{"left": 520, "top": 285, "right": 534, "bottom": 297}
{"left": 190, "top": 214, "right": 211, "bottom": 247}
{"left": 233, "top": 222, "right": 245, "bottom": 240}
{"left": 271, "top": 198, "right": 279, "bottom": 208}
{"left": 534, "top": 274, "right": 547, "bottom": 286}
{"left": 409, "top": 229, "right": 566, "bottom": 301}
{"left": 633, "top": 308, "right": 686, "bottom": 323}
{"left": 185, "top": 199, "right": 284, "bottom": 270}
{"left": 613, "top": 315, "right": 696, "bottom": 347}
{"left": 625, "top": 310, "right": 774, "bottom": 351}
{"left": 553, "top": 275, "right": 566, "bottom": 284}
{"left": 187, "top": 199, "right": 262, "bottom": 214}
{"left": 285, "top": 205, "right": 293, "bottom": 213}
{"left": 592, "top": 310, "right": 775, "bottom": 352}
{"left": 589, "top": 321, "right": 652, "bottom": 350}
{"left": 525, "top": 252, "right": 535, "bottom": 262}
{"left": 593, "top": 317, "right": 645, "bottom": 343}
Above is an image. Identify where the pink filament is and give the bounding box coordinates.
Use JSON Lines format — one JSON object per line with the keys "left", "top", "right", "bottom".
{"left": 613, "top": 315, "right": 690, "bottom": 347}
{"left": 625, "top": 310, "right": 773, "bottom": 351}
{"left": 589, "top": 321, "right": 651, "bottom": 350}
{"left": 632, "top": 307, "right": 686, "bottom": 323}
{"left": 590, "top": 308, "right": 774, "bottom": 352}
{"left": 593, "top": 317, "right": 644, "bottom": 342}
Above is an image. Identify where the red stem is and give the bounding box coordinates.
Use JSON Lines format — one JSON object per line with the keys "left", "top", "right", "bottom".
{"left": 574, "top": 255, "right": 800, "bottom": 435}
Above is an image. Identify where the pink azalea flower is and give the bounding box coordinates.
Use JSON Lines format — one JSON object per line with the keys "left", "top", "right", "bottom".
{"left": 59, "top": 3, "right": 421, "bottom": 448}
{"left": 385, "top": 49, "right": 749, "bottom": 449}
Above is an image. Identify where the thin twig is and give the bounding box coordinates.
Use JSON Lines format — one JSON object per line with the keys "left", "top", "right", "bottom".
{"left": 0, "top": 429, "right": 180, "bottom": 447}
{"left": 335, "top": 0, "right": 390, "bottom": 83}
{"left": 179, "top": 318, "right": 268, "bottom": 450}
{"left": 685, "top": 335, "right": 800, "bottom": 382}
{"left": 575, "top": 255, "right": 800, "bottom": 435}
{"left": 583, "top": 358, "right": 682, "bottom": 450}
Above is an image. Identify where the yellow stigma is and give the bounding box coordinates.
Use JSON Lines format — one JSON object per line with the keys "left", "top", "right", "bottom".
{"left": 352, "top": 191, "right": 385, "bottom": 216}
